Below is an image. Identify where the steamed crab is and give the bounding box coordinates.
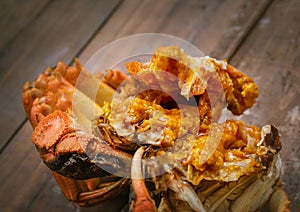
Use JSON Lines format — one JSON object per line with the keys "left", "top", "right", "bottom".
{"left": 22, "top": 47, "right": 290, "bottom": 211}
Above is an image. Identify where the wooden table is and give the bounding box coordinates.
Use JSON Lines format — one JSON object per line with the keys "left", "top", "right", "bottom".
{"left": 0, "top": 0, "right": 299, "bottom": 211}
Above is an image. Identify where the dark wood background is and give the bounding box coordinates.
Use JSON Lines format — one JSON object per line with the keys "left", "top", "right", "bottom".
{"left": 0, "top": 0, "right": 299, "bottom": 211}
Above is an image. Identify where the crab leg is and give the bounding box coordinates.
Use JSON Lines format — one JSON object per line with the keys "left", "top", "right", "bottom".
{"left": 53, "top": 170, "right": 130, "bottom": 207}
{"left": 75, "top": 66, "right": 115, "bottom": 106}
{"left": 77, "top": 178, "right": 130, "bottom": 207}
{"left": 167, "top": 173, "right": 206, "bottom": 212}
{"left": 52, "top": 171, "right": 81, "bottom": 202}
{"left": 131, "top": 147, "right": 157, "bottom": 212}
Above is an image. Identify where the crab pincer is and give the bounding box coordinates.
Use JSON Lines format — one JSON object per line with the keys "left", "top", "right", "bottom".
{"left": 131, "top": 147, "right": 157, "bottom": 212}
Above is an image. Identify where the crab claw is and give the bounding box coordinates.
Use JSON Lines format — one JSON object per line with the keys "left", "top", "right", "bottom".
{"left": 32, "top": 110, "right": 133, "bottom": 179}
{"left": 131, "top": 147, "right": 157, "bottom": 212}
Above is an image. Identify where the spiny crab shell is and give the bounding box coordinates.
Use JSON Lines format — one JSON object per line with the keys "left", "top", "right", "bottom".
{"left": 22, "top": 47, "right": 290, "bottom": 211}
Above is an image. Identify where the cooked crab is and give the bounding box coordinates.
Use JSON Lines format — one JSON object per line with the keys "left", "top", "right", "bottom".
{"left": 126, "top": 46, "right": 258, "bottom": 129}
{"left": 22, "top": 47, "right": 290, "bottom": 211}
{"left": 23, "top": 60, "right": 133, "bottom": 206}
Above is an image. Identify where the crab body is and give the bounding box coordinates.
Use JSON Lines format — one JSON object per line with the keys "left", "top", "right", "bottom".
{"left": 22, "top": 47, "right": 290, "bottom": 211}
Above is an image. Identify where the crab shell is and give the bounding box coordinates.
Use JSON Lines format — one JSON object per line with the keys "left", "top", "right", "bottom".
{"left": 23, "top": 57, "right": 291, "bottom": 211}
{"left": 22, "top": 60, "right": 132, "bottom": 206}
{"left": 31, "top": 110, "right": 132, "bottom": 179}
{"left": 23, "top": 59, "right": 132, "bottom": 179}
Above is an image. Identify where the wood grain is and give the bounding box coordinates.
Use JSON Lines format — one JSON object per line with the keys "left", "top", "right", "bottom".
{"left": 0, "top": 0, "right": 276, "bottom": 211}
{"left": 0, "top": 122, "right": 53, "bottom": 211}
{"left": 2, "top": 0, "right": 298, "bottom": 211}
{"left": 0, "top": 0, "right": 50, "bottom": 53}
{"left": 79, "top": 0, "right": 271, "bottom": 63}
{"left": 229, "top": 0, "right": 300, "bottom": 210}
{"left": 0, "top": 0, "right": 121, "bottom": 151}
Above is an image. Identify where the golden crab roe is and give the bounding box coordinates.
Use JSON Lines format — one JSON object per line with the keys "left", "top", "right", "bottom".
{"left": 185, "top": 120, "right": 263, "bottom": 185}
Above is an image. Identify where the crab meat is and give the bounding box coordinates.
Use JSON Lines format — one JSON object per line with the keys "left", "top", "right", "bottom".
{"left": 22, "top": 47, "right": 289, "bottom": 211}
{"left": 126, "top": 46, "right": 258, "bottom": 117}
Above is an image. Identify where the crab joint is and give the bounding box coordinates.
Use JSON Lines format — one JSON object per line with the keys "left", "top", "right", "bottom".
{"left": 131, "top": 147, "right": 157, "bottom": 212}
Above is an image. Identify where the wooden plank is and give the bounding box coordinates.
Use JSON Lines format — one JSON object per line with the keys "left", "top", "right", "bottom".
{"left": 0, "top": 122, "right": 54, "bottom": 211}
{"left": 79, "top": 0, "right": 271, "bottom": 63}
{"left": 0, "top": 0, "right": 50, "bottom": 53}
{"left": 0, "top": 0, "right": 275, "bottom": 211}
{"left": 229, "top": 0, "right": 300, "bottom": 210}
{"left": 0, "top": 0, "right": 121, "bottom": 150}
